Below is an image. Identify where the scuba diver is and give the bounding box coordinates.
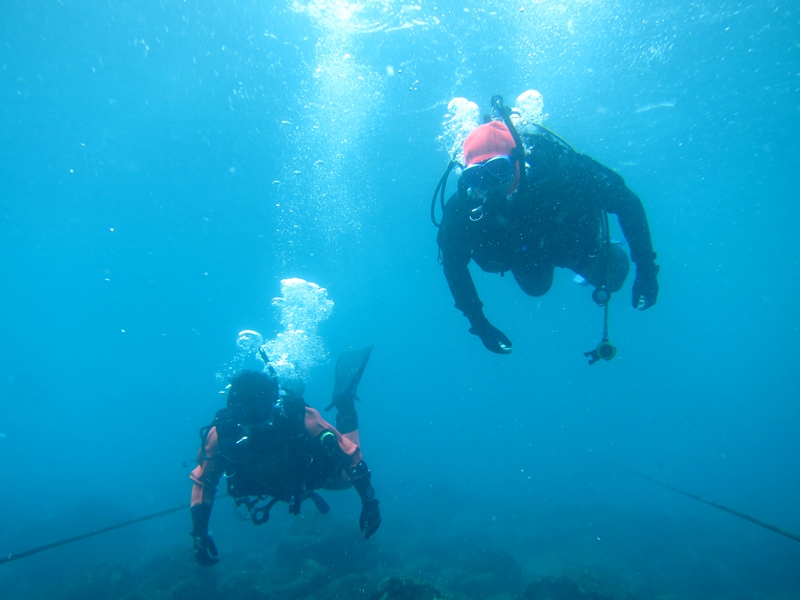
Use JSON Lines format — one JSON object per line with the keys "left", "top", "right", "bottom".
{"left": 433, "top": 95, "right": 660, "bottom": 355}
{"left": 189, "top": 346, "right": 380, "bottom": 566}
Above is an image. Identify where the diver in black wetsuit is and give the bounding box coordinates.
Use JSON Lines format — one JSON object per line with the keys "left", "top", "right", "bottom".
{"left": 435, "top": 102, "right": 659, "bottom": 355}
{"left": 189, "top": 346, "right": 380, "bottom": 566}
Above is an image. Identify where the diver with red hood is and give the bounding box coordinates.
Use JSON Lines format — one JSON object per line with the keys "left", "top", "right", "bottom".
{"left": 433, "top": 96, "right": 659, "bottom": 356}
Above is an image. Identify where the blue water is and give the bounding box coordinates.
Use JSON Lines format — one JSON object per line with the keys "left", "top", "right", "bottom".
{"left": 1, "top": 1, "right": 798, "bottom": 598}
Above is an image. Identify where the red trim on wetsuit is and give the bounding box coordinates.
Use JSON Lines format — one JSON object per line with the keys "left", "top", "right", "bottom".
{"left": 190, "top": 426, "right": 224, "bottom": 507}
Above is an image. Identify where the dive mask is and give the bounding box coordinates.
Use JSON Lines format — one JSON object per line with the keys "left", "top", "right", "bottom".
{"left": 460, "top": 155, "right": 514, "bottom": 190}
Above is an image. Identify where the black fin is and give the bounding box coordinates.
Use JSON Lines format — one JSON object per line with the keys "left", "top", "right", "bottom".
{"left": 326, "top": 345, "right": 373, "bottom": 411}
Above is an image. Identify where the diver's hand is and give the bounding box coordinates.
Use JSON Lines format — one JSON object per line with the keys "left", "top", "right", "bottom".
{"left": 469, "top": 317, "right": 512, "bottom": 354}
{"left": 632, "top": 262, "right": 660, "bottom": 310}
{"left": 192, "top": 533, "right": 219, "bottom": 566}
{"left": 359, "top": 499, "right": 381, "bottom": 540}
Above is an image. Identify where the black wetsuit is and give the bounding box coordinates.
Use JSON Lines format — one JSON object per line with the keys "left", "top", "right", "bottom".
{"left": 437, "top": 130, "right": 657, "bottom": 324}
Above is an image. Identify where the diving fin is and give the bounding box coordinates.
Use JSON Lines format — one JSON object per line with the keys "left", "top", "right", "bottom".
{"left": 325, "top": 345, "right": 373, "bottom": 411}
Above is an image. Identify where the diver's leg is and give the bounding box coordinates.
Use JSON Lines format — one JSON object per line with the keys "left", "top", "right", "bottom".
{"left": 512, "top": 261, "right": 555, "bottom": 297}
{"left": 330, "top": 345, "right": 371, "bottom": 436}
{"left": 606, "top": 244, "right": 630, "bottom": 292}
{"left": 572, "top": 244, "right": 630, "bottom": 292}
{"left": 335, "top": 397, "right": 358, "bottom": 436}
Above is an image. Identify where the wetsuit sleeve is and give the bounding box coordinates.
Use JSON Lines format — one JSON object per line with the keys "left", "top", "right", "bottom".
{"left": 190, "top": 426, "right": 225, "bottom": 507}
{"left": 578, "top": 154, "right": 656, "bottom": 265}
{"left": 437, "top": 195, "right": 485, "bottom": 323}
{"left": 305, "top": 407, "right": 377, "bottom": 510}
{"left": 304, "top": 407, "right": 363, "bottom": 468}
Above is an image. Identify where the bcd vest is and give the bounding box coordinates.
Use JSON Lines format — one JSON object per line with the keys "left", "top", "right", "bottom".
{"left": 210, "top": 399, "right": 343, "bottom": 501}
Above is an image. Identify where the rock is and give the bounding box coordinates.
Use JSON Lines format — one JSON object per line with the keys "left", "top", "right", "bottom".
{"left": 519, "top": 573, "right": 636, "bottom": 600}
{"left": 369, "top": 576, "right": 448, "bottom": 600}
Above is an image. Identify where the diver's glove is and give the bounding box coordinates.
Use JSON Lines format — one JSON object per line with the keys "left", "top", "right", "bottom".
{"left": 359, "top": 499, "right": 381, "bottom": 540}
{"left": 190, "top": 504, "right": 220, "bottom": 566}
{"left": 468, "top": 315, "right": 512, "bottom": 354}
{"left": 351, "top": 460, "right": 381, "bottom": 539}
{"left": 632, "top": 261, "right": 660, "bottom": 310}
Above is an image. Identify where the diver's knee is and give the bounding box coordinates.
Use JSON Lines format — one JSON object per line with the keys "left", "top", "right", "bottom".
{"left": 607, "top": 245, "right": 630, "bottom": 292}
{"left": 513, "top": 267, "right": 554, "bottom": 297}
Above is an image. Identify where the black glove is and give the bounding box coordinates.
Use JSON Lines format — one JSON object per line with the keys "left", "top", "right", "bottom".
{"left": 192, "top": 533, "right": 219, "bottom": 566}
{"left": 632, "top": 262, "right": 660, "bottom": 310}
{"left": 468, "top": 316, "right": 512, "bottom": 354}
{"left": 190, "top": 503, "right": 219, "bottom": 566}
{"left": 359, "top": 499, "right": 381, "bottom": 540}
